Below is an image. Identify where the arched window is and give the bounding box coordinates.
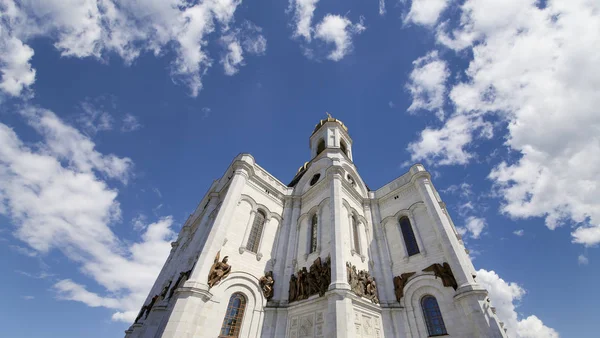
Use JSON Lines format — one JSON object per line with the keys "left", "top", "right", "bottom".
{"left": 340, "top": 140, "right": 348, "bottom": 155}
{"left": 219, "top": 293, "right": 247, "bottom": 337}
{"left": 421, "top": 295, "right": 447, "bottom": 336}
{"left": 400, "top": 216, "right": 420, "bottom": 256}
{"left": 246, "top": 210, "right": 266, "bottom": 253}
{"left": 317, "top": 139, "right": 326, "bottom": 155}
{"left": 310, "top": 214, "right": 318, "bottom": 253}
{"left": 352, "top": 215, "right": 360, "bottom": 254}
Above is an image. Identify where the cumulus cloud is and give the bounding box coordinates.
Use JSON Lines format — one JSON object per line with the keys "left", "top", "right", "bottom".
{"left": 477, "top": 269, "right": 559, "bottom": 338}
{"left": 406, "top": 50, "right": 449, "bottom": 119}
{"left": 289, "top": 0, "right": 320, "bottom": 41}
{"left": 405, "top": 0, "right": 449, "bottom": 26}
{"left": 458, "top": 216, "right": 486, "bottom": 239}
{"left": 0, "top": 107, "right": 176, "bottom": 323}
{"left": 121, "top": 114, "right": 141, "bottom": 132}
{"left": 406, "top": 0, "right": 600, "bottom": 247}
{"left": 379, "top": 0, "right": 386, "bottom": 16}
{"left": 513, "top": 229, "right": 524, "bottom": 237}
{"left": 408, "top": 114, "right": 493, "bottom": 165}
{"left": 0, "top": 0, "right": 265, "bottom": 97}
{"left": 219, "top": 22, "right": 266, "bottom": 76}
{"left": 314, "top": 14, "right": 365, "bottom": 61}
{"left": 288, "top": 1, "right": 365, "bottom": 61}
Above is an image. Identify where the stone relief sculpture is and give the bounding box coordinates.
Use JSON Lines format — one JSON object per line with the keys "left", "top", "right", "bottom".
{"left": 393, "top": 272, "right": 416, "bottom": 302}
{"left": 208, "top": 251, "right": 231, "bottom": 288}
{"left": 289, "top": 274, "right": 298, "bottom": 302}
{"left": 288, "top": 256, "right": 331, "bottom": 303}
{"left": 259, "top": 271, "right": 275, "bottom": 300}
{"left": 423, "top": 262, "right": 458, "bottom": 290}
{"left": 346, "top": 262, "right": 379, "bottom": 304}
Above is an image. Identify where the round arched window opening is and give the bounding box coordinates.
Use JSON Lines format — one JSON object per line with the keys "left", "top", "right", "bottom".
{"left": 317, "top": 139, "right": 326, "bottom": 155}
{"left": 310, "top": 173, "right": 321, "bottom": 186}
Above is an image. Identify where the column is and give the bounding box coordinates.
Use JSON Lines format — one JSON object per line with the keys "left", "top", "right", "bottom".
{"left": 328, "top": 166, "right": 350, "bottom": 290}
{"left": 279, "top": 198, "right": 302, "bottom": 303}
{"left": 364, "top": 202, "right": 394, "bottom": 303}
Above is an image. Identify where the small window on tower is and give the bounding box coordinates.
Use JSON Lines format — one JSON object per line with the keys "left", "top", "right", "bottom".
{"left": 317, "top": 139, "right": 326, "bottom": 155}
{"left": 310, "top": 173, "right": 321, "bottom": 186}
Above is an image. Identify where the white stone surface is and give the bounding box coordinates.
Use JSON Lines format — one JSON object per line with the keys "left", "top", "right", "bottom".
{"left": 125, "top": 120, "right": 508, "bottom": 338}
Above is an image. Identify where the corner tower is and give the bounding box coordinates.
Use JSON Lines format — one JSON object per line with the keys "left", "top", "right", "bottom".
{"left": 125, "top": 114, "right": 508, "bottom": 338}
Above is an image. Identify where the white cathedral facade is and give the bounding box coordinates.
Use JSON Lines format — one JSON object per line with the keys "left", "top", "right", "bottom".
{"left": 125, "top": 116, "right": 508, "bottom": 338}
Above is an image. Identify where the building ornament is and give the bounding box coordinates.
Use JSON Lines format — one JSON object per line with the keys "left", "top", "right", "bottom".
{"left": 346, "top": 262, "right": 379, "bottom": 304}
{"left": 259, "top": 271, "right": 275, "bottom": 300}
{"left": 422, "top": 262, "right": 458, "bottom": 290}
{"left": 207, "top": 251, "right": 231, "bottom": 289}
{"left": 288, "top": 256, "right": 331, "bottom": 302}
{"left": 392, "top": 272, "right": 416, "bottom": 302}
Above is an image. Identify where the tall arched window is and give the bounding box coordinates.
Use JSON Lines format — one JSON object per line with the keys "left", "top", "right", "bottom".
{"left": 400, "top": 216, "right": 420, "bottom": 256}
{"left": 352, "top": 215, "right": 360, "bottom": 254}
{"left": 340, "top": 140, "right": 348, "bottom": 156}
{"left": 317, "top": 139, "right": 326, "bottom": 155}
{"left": 219, "top": 293, "right": 247, "bottom": 337}
{"left": 246, "top": 210, "right": 266, "bottom": 253}
{"left": 421, "top": 295, "right": 447, "bottom": 336}
{"left": 310, "top": 214, "right": 318, "bottom": 253}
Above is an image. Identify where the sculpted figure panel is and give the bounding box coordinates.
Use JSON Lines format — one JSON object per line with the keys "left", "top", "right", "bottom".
{"left": 392, "top": 272, "right": 416, "bottom": 302}
{"left": 423, "top": 262, "right": 458, "bottom": 290}
{"left": 208, "top": 251, "right": 231, "bottom": 288}
{"left": 346, "top": 262, "right": 379, "bottom": 304}
{"left": 259, "top": 271, "right": 275, "bottom": 300}
{"left": 288, "top": 256, "right": 331, "bottom": 303}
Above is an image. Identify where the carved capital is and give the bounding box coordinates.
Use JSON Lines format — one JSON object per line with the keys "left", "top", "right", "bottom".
{"left": 239, "top": 246, "right": 246, "bottom": 254}
{"left": 256, "top": 252, "right": 263, "bottom": 261}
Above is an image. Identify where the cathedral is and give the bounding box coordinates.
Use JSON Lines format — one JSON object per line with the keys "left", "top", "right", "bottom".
{"left": 125, "top": 116, "right": 508, "bottom": 338}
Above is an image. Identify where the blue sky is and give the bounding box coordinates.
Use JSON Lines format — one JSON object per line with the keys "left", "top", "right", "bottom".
{"left": 0, "top": 0, "right": 598, "bottom": 337}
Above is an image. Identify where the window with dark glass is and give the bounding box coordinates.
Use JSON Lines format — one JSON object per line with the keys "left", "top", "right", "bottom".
{"left": 340, "top": 140, "right": 348, "bottom": 155}
{"left": 400, "top": 216, "right": 420, "bottom": 256}
{"left": 352, "top": 215, "right": 360, "bottom": 253}
{"left": 317, "top": 139, "right": 326, "bottom": 154}
{"left": 219, "top": 293, "right": 247, "bottom": 337}
{"left": 421, "top": 295, "right": 447, "bottom": 336}
{"left": 246, "top": 210, "right": 266, "bottom": 253}
{"left": 310, "top": 173, "right": 321, "bottom": 186}
{"left": 310, "top": 214, "right": 318, "bottom": 253}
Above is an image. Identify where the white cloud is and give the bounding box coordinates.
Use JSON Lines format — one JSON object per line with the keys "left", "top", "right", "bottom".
{"left": 289, "top": 0, "right": 320, "bottom": 41}
{"left": 314, "top": 15, "right": 365, "bottom": 61}
{"left": 406, "top": 50, "right": 449, "bottom": 119}
{"left": 405, "top": 0, "right": 449, "bottom": 26}
{"left": 379, "top": 0, "right": 386, "bottom": 16}
{"left": 121, "top": 114, "right": 141, "bottom": 132}
{"left": 408, "top": 114, "right": 493, "bottom": 165}
{"left": 0, "top": 35, "right": 36, "bottom": 97}
{"left": 22, "top": 295, "right": 34, "bottom": 300}
{"left": 477, "top": 269, "right": 558, "bottom": 338}
{"left": 577, "top": 254, "right": 588, "bottom": 266}
{"left": 78, "top": 100, "right": 114, "bottom": 135}
{"left": 458, "top": 215, "right": 486, "bottom": 239}
{"left": 407, "top": 0, "right": 600, "bottom": 247}
{"left": 10, "top": 244, "right": 38, "bottom": 257}
{"left": 0, "top": 0, "right": 263, "bottom": 97}
{"left": 0, "top": 107, "right": 176, "bottom": 322}
{"left": 221, "top": 34, "right": 244, "bottom": 76}
{"left": 513, "top": 229, "right": 524, "bottom": 236}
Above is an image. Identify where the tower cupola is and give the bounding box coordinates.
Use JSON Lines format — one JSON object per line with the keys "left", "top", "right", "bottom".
{"left": 309, "top": 113, "right": 353, "bottom": 161}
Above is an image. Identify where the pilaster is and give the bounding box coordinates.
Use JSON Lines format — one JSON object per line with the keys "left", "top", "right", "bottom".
{"left": 329, "top": 166, "right": 351, "bottom": 290}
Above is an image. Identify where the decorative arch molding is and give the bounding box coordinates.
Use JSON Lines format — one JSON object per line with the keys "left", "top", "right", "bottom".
{"left": 340, "top": 198, "right": 367, "bottom": 225}
{"left": 297, "top": 198, "right": 330, "bottom": 225}
{"left": 206, "top": 272, "right": 265, "bottom": 338}
{"left": 291, "top": 157, "right": 333, "bottom": 196}
{"left": 380, "top": 201, "right": 426, "bottom": 226}
{"left": 402, "top": 275, "right": 454, "bottom": 337}
{"left": 238, "top": 194, "right": 282, "bottom": 222}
